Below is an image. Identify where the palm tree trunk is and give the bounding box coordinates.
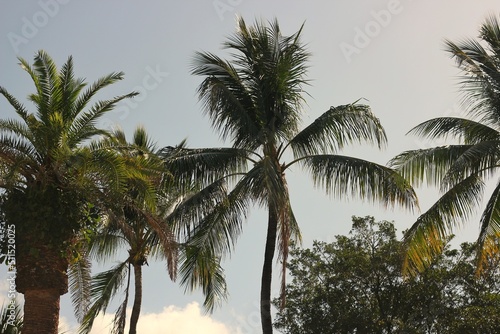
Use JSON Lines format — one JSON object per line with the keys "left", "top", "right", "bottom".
{"left": 261, "top": 206, "right": 278, "bottom": 334}
{"left": 129, "top": 263, "right": 143, "bottom": 334}
{"left": 22, "top": 289, "right": 60, "bottom": 334}
{"left": 16, "top": 238, "right": 69, "bottom": 334}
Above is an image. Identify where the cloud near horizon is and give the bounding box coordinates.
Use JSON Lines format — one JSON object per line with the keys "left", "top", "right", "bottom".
{"left": 85, "top": 302, "right": 235, "bottom": 334}
{"left": 1, "top": 281, "right": 238, "bottom": 334}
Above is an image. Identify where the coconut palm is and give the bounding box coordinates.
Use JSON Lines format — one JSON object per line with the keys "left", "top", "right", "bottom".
{"left": 0, "top": 50, "right": 142, "bottom": 334}
{"left": 168, "top": 17, "right": 418, "bottom": 333}
{"left": 77, "top": 127, "right": 228, "bottom": 334}
{"left": 389, "top": 15, "right": 500, "bottom": 275}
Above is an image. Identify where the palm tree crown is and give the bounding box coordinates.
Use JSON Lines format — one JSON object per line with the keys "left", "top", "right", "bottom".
{"left": 389, "top": 15, "right": 500, "bottom": 274}
{"left": 169, "top": 17, "right": 418, "bottom": 333}
{"left": 0, "top": 50, "right": 140, "bottom": 334}
{"left": 77, "top": 127, "right": 229, "bottom": 334}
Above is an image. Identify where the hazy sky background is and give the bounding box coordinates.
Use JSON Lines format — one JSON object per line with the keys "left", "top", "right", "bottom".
{"left": 2, "top": 1, "right": 500, "bottom": 333}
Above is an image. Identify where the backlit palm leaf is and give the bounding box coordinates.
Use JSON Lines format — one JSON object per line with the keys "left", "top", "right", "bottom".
{"left": 395, "top": 15, "right": 500, "bottom": 274}
{"left": 403, "top": 174, "right": 484, "bottom": 275}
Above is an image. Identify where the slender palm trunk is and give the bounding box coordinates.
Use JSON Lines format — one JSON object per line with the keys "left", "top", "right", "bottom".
{"left": 261, "top": 206, "right": 278, "bottom": 334}
{"left": 129, "top": 263, "right": 143, "bottom": 334}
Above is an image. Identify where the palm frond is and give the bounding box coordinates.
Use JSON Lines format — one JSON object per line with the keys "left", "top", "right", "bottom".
{"left": 289, "top": 103, "right": 387, "bottom": 157}
{"left": 408, "top": 117, "right": 500, "bottom": 145}
{"left": 0, "top": 118, "right": 35, "bottom": 145}
{"left": 69, "top": 254, "right": 92, "bottom": 322}
{"left": 78, "top": 261, "right": 129, "bottom": 334}
{"left": 440, "top": 140, "right": 500, "bottom": 190}
{"left": 167, "top": 178, "right": 230, "bottom": 239}
{"left": 476, "top": 179, "right": 500, "bottom": 271}
{"left": 403, "top": 174, "right": 484, "bottom": 275}
{"left": 111, "top": 263, "right": 131, "bottom": 334}
{"left": 445, "top": 33, "right": 500, "bottom": 128}
{"left": 140, "top": 211, "right": 178, "bottom": 280}
{"left": 111, "top": 297, "right": 128, "bottom": 334}
{"left": 0, "top": 86, "right": 30, "bottom": 122}
{"left": 191, "top": 55, "right": 262, "bottom": 149}
{"left": 178, "top": 247, "right": 228, "bottom": 313}
{"left": 30, "top": 50, "right": 60, "bottom": 122}
{"left": 388, "top": 145, "right": 471, "bottom": 188}
{"left": 183, "top": 179, "right": 249, "bottom": 257}
{"left": 72, "top": 72, "right": 128, "bottom": 118}
{"left": 161, "top": 146, "right": 250, "bottom": 188}
{"left": 192, "top": 17, "right": 310, "bottom": 149}
{"left": 68, "top": 92, "right": 138, "bottom": 147}
{"left": 298, "top": 154, "right": 418, "bottom": 211}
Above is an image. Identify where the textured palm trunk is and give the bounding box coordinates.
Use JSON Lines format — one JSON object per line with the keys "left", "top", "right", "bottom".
{"left": 16, "top": 240, "right": 69, "bottom": 334}
{"left": 261, "top": 205, "right": 278, "bottom": 334}
{"left": 22, "top": 289, "right": 61, "bottom": 333}
{"left": 129, "top": 263, "right": 143, "bottom": 334}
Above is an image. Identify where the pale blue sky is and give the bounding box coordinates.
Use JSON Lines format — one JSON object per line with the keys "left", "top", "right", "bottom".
{"left": 2, "top": 1, "right": 500, "bottom": 332}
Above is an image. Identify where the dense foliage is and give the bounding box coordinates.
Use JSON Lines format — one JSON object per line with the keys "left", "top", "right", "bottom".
{"left": 274, "top": 216, "right": 500, "bottom": 334}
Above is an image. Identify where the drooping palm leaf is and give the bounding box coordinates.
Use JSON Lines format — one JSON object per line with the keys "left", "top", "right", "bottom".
{"left": 440, "top": 140, "right": 500, "bottom": 190}
{"left": 476, "top": 179, "right": 500, "bottom": 271}
{"left": 78, "top": 261, "right": 129, "bottom": 334}
{"left": 389, "top": 145, "right": 471, "bottom": 188}
{"left": 69, "top": 254, "right": 92, "bottom": 322}
{"left": 162, "top": 146, "right": 251, "bottom": 187}
{"left": 403, "top": 174, "right": 484, "bottom": 275}
{"left": 288, "top": 103, "right": 387, "bottom": 157}
{"left": 298, "top": 154, "right": 418, "bottom": 210}
{"left": 408, "top": 117, "right": 500, "bottom": 145}
{"left": 394, "top": 15, "right": 500, "bottom": 275}
{"left": 178, "top": 245, "right": 228, "bottom": 313}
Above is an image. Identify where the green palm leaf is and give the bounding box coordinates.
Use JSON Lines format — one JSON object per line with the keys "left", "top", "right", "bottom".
{"left": 289, "top": 102, "right": 386, "bottom": 157}
{"left": 389, "top": 145, "right": 471, "bottom": 188}
{"left": 403, "top": 174, "right": 484, "bottom": 275}
{"left": 441, "top": 140, "right": 500, "bottom": 190}
{"left": 78, "top": 261, "right": 129, "bottom": 334}
{"left": 178, "top": 246, "right": 227, "bottom": 312}
{"left": 299, "top": 154, "right": 418, "bottom": 210}
{"left": 408, "top": 117, "right": 500, "bottom": 145}
{"left": 162, "top": 146, "right": 250, "bottom": 187}
{"left": 476, "top": 180, "right": 500, "bottom": 270}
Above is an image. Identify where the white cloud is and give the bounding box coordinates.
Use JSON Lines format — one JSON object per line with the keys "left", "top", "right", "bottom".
{"left": 87, "top": 302, "right": 235, "bottom": 334}
{"left": 1, "top": 274, "right": 241, "bottom": 334}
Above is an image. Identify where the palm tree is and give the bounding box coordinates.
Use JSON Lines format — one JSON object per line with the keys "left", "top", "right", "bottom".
{"left": 389, "top": 15, "right": 500, "bottom": 275}
{"left": 77, "top": 127, "right": 228, "bottom": 334}
{"left": 0, "top": 50, "right": 141, "bottom": 334}
{"left": 168, "top": 17, "right": 418, "bottom": 333}
{"left": 75, "top": 126, "right": 172, "bottom": 334}
{"left": 0, "top": 301, "right": 23, "bottom": 334}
